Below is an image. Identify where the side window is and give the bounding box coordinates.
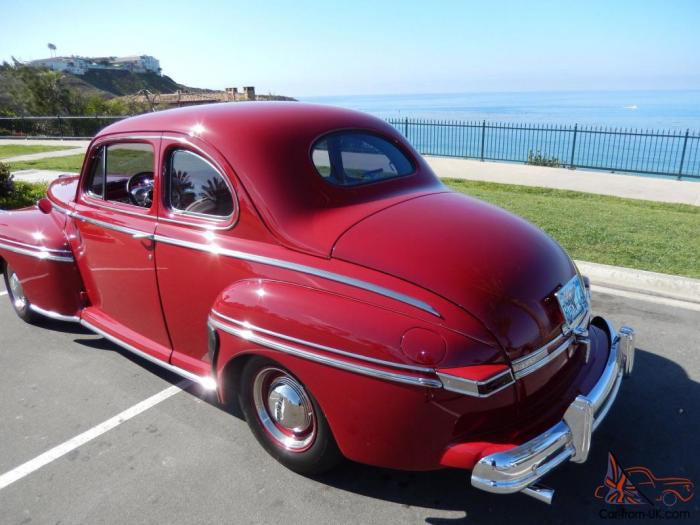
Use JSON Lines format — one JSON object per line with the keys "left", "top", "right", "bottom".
{"left": 166, "top": 149, "right": 234, "bottom": 218}
{"left": 312, "top": 132, "right": 414, "bottom": 187}
{"left": 85, "top": 143, "right": 154, "bottom": 208}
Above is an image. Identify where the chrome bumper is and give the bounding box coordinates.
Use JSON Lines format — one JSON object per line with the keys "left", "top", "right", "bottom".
{"left": 470, "top": 318, "right": 635, "bottom": 503}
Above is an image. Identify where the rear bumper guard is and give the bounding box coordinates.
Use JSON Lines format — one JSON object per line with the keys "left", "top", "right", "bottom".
{"left": 470, "top": 317, "right": 635, "bottom": 504}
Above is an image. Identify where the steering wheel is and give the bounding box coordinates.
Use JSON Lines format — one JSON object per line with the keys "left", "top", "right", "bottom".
{"left": 126, "top": 171, "right": 154, "bottom": 208}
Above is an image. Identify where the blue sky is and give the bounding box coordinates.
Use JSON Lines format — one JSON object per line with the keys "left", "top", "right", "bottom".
{"left": 1, "top": 0, "right": 698, "bottom": 97}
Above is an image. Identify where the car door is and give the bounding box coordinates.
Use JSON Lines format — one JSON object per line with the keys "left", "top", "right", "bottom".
{"left": 153, "top": 136, "right": 250, "bottom": 375}
{"left": 69, "top": 135, "right": 172, "bottom": 359}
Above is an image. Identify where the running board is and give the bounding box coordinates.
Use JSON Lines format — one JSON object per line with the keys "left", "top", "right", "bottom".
{"left": 80, "top": 319, "right": 217, "bottom": 391}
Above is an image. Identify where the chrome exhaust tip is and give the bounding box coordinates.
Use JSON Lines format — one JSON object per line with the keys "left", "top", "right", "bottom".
{"left": 522, "top": 484, "right": 555, "bottom": 505}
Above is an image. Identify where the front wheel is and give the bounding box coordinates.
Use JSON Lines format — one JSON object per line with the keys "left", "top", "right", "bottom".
{"left": 239, "top": 357, "right": 342, "bottom": 475}
{"left": 3, "top": 263, "right": 38, "bottom": 324}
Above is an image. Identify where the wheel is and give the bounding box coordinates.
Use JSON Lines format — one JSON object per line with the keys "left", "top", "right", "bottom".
{"left": 662, "top": 491, "right": 679, "bottom": 507}
{"left": 3, "top": 263, "right": 38, "bottom": 323}
{"left": 239, "top": 357, "right": 342, "bottom": 475}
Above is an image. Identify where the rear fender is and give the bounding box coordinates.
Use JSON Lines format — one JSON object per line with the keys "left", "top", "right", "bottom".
{"left": 0, "top": 206, "right": 83, "bottom": 317}
{"left": 208, "top": 279, "right": 510, "bottom": 470}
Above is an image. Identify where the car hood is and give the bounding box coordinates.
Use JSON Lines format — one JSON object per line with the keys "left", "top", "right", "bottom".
{"left": 332, "top": 192, "right": 577, "bottom": 359}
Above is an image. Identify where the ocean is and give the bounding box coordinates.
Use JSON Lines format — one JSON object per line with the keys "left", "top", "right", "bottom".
{"left": 300, "top": 90, "right": 700, "bottom": 131}
{"left": 300, "top": 90, "right": 700, "bottom": 179}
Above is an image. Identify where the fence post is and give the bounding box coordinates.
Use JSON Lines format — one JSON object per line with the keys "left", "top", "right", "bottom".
{"left": 57, "top": 115, "right": 63, "bottom": 138}
{"left": 480, "top": 120, "right": 486, "bottom": 161}
{"left": 569, "top": 124, "right": 578, "bottom": 169}
{"left": 677, "top": 129, "right": 689, "bottom": 180}
{"left": 404, "top": 117, "right": 409, "bottom": 140}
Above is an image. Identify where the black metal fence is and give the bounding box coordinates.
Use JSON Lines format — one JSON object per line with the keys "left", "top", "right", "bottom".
{"left": 387, "top": 118, "right": 700, "bottom": 180}
{"left": 0, "top": 116, "right": 126, "bottom": 140}
{"left": 2, "top": 116, "right": 699, "bottom": 180}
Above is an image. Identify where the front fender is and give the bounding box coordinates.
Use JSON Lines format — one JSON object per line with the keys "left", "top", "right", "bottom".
{"left": 0, "top": 206, "right": 83, "bottom": 317}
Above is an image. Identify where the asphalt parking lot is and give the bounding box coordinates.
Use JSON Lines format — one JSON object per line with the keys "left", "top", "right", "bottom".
{"left": 0, "top": 283, "right": 698, "bottom": 525}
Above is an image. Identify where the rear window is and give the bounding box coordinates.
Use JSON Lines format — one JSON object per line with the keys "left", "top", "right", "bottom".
{"left": 311, "top": 132, "right": 414, "bottom": 187}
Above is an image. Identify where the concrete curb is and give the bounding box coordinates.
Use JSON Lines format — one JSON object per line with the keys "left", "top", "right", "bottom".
{"left": 575, "top": 260, "right": 700, "bottom": 304}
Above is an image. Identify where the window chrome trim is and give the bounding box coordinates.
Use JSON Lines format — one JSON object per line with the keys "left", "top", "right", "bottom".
{"left": 154, "top": 234, "right": 439, "bottom": 316}
{"left": 208, "top": 316, "right": 443, "bottom": 389}
{"left": 81, "top": 140, "right": 156, "bottom": 216}
{"left": 160, "top": 137, "right": 239, "bottom": 230}
{"left": 210, "top": 309, "right": 435, "bottom": 373}
{"left": 80, "top": 318, "right": 216, "bottom": 390}
{"left": 0, "top": 239, "right": 74, "bottom": 263}
{"left": 437, "top": 368, "right": 515, "bottom": 397}
{"left": 164, "top": 149, "right": 236, "bottom": 221}
{"left": 29, "top": 304, "right": 80, "bottom": 322}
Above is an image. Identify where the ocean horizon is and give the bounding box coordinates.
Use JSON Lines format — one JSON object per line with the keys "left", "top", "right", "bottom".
{"left": 300, "top": 90, "right": 700, "bottom": 131}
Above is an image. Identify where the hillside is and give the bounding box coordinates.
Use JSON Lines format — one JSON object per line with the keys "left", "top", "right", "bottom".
{"left": 0, "top": 64, "right": 215, "bottom": 116}
{"left": 0, "top": 64, "right": 295, "bottom": 117}
{"left": 79, "top": 69, "right": 186, "bottom": 96}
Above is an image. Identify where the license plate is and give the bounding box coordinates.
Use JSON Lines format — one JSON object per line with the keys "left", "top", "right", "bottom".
{"left": 555, "top": 275, "right": 588, "bottom": 328}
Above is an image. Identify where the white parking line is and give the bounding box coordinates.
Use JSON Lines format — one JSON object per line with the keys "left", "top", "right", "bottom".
{"left": 0, "top": 380, "right": 189, "bottom": 491}
{"left": 0, "top": 291, "right": 7, "bottom": 297}
{"left": 591, "top": 284, "right": 700, "bottom": 312}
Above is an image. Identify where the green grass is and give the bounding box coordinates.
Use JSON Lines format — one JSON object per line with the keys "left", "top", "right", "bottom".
{"left": 8, "top": 154, "right": 84, "bottom": 172}
{"left": 444, "top": 179, "right": 700, "bottom": 278}
{"left": 0, "top": 144, "right": 75, "bottom": 159}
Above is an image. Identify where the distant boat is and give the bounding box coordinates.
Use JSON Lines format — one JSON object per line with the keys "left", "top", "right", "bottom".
{"left": 624, "top": 105, "right": 638, "bottom": 110}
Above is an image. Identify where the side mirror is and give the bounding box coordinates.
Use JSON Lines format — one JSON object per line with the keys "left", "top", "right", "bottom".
{"left": 37, "top": 198, "right": 53, "bottom": 214}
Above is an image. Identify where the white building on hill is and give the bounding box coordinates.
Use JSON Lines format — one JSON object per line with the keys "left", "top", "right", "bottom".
{"left": 25, "top": 55, "right": 161, "bottom": 76}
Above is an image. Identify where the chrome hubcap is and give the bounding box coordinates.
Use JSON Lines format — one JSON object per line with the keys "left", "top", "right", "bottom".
{"left": 253, "top": 367, "right": 316, "bottom": 451}
{"left": 8, "top": 270, "right": 27, "bottom": 312}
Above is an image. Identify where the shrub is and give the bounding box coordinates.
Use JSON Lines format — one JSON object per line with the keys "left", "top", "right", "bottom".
{"left": 527, "top": 150, "right": 561, "bottom": 168}
{"left": 0, "top": 162, "right": 48, "bottom": 209}
{"left": 0, "top": 161, "right": 14, "bottom": 197}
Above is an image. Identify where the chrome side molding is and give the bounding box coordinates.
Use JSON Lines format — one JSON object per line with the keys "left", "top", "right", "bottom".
{"left": 51, "top": 202, "right": 440, "bottom": 317}
{"left": 208, "top": 315, "right": 443, "bottom": 389}
{"left": 437, "top": 368, "right": 514, "bottom": 398}
{"left": 210, "top": 310, "right": 435, "bottom": 373}
{"left": 0, "top": 238, "right": 74, "bottom": 263}
{"left": 155, "top": 235, "right": 440, "bottom": 317}
{"left": 29, "top": 304, "right": 80, "bottom": 323}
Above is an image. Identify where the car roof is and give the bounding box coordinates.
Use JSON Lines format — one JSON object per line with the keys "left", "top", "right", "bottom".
{"left": 98, "top": 103, "right": 443, "bottom": 256}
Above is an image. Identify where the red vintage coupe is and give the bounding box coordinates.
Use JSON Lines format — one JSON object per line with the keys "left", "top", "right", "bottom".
{"left": 0, "top": 103, "right": 635, "bottom": 504}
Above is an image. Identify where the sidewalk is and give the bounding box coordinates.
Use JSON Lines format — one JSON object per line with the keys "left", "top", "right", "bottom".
{"left": 425, "top": 156, "right": 700, "bottom": 207}
{"left": 4, "top": 147, "right": 87, "bottom": 163}
{"left": 4, "top": 139, "right": 699, "bottom": 206}
{"left": 0, "top": 138, "right": 89, "bottom": 147}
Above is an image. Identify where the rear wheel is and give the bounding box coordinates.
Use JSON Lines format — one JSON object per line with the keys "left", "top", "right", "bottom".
{"left": 239, "top": 357, "right": 342, "bottom": 475}
{"left": 3, "top": 263, "right": 38, "bottom": 323}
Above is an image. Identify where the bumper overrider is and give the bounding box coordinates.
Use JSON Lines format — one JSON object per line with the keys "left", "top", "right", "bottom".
{"left": 471, "top": 317, "right": 635, "bottom": 504}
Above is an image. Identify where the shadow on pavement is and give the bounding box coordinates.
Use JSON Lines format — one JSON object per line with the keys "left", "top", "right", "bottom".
{"left": 65, "top": 324, "right": 700, "bottom": 525}
{"left": 313, "top": 348, "right": 699, "bottom": 524}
